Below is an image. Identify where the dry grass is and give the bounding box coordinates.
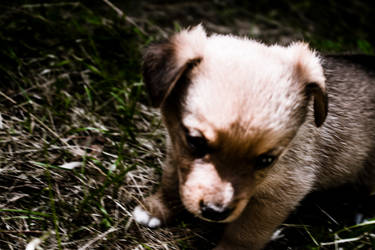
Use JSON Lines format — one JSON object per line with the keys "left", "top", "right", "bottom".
{"left": 0, "top": 2, "right": 215, "bottom": 249}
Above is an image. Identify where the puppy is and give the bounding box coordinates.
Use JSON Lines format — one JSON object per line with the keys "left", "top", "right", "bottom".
{"left": 132, "top": 25, "right": 375, "bottom": 249}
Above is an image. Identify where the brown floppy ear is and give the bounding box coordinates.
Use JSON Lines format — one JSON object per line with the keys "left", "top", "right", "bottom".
{"left": 306, "top": 82, "right": 328, "bottom": 127}
{"left": 291, "top": 42, "right": 328, "bottom": 127}
{"left": 142, "top": 25, "right": 206, "bottom": 108}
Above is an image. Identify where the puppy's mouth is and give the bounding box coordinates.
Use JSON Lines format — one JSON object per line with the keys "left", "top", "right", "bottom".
{"left": 193, "top": 198, "right": 250, "bottom": 223}
{"left": 198, "top": 201, "right": 234, "bottom": 222}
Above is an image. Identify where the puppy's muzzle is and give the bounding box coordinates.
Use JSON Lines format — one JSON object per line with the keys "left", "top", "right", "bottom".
{"left": 199, "top": 201, "right": 234, "bottom": 221}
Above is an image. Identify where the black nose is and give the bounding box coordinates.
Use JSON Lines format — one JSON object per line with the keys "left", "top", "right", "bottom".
{"left": 200, "top": 201, "right": 233, "bottom": 221}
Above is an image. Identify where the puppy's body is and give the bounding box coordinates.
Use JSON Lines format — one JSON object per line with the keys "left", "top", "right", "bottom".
{"left": 133, "top": 26, "right": 375, "bottom": 249}
{"left": 311, "top": 55, "right": 375, "bottom": 189}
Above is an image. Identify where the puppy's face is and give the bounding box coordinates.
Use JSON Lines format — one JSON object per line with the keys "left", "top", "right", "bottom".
{"left": 143, "top": 25, "right": 327, "bottom": 222}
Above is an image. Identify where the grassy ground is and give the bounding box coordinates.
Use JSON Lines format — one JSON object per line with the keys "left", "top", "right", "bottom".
{"left": 0, "top": 1, "right": 374, "bottom": 249}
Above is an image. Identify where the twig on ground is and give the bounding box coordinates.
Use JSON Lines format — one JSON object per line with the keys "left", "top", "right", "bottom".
{"left": 0, "top": 230, "right": 43, "bottom": 234}
{"left": 320, "top": 236, "right": 363, "bottom": 246}
{"left": 21, "top": 2, "right": 80, "bottom": 8}
{"left": 78, "top": 227, "right": 118, "bottom": 250}
{"left": 101, "top": 0, "right": 147, "bottom": 36}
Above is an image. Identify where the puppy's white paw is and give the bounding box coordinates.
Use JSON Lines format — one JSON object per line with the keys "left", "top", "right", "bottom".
{"left": 132, "top": 205, "right": 161, "bottom": 229}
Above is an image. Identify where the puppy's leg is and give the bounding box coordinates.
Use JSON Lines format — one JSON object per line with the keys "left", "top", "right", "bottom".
{"left": 133, "top": 157, "right": 179, "bottom": 228}
{"left": 215, "top": 181, "right": 313, "bottom": 250}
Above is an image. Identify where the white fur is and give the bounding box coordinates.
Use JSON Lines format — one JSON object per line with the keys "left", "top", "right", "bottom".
{"left": 172, "top": 24, "right": 206, "bottom": 68}
{"left": 176, "top": 27, "right": 325, "bottom": 141}
{"left": 132, "top": 206, "right": 161, "bottom": 228}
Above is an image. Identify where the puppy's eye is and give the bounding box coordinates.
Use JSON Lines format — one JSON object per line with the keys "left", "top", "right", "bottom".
{"left": 254, "top": 154, "right": 276, "bottom": 170}
{"left": 185, "top": 134, "right": 209, "bottom": 158}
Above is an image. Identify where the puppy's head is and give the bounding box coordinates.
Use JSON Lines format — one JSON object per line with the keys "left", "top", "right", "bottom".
{"left": 143, "top": 25, "right": 327, "bottom": 222}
